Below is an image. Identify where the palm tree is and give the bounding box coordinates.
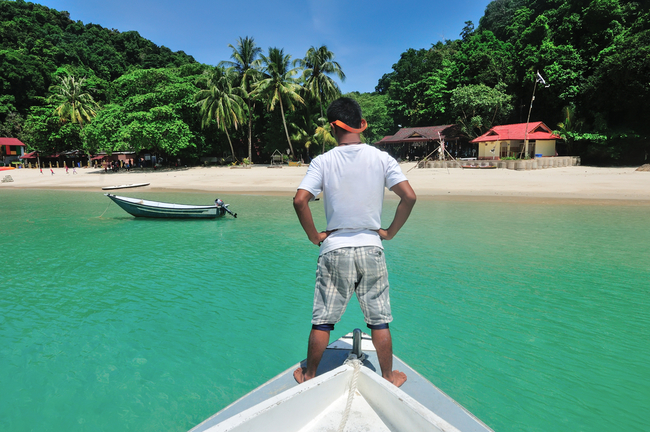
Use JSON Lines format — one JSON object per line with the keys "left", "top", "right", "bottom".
{"left": 48, "top": 74, "right": 100, "bottom": 167}
{"left": 556, "top": 104, "right": 583, "bottom": 155}
{"left": 220, "top": 36, "right": 262, "bottom": 163}
{"left": 288, "top": 101, "right": 337, "bottom": 159}
{"left": 295, "top": 45, "right": 345, "bottom": 119}
{"left": 48, "top": 74, "right": 100, "bottom": 128}
{"left": 254, "top": 47, "right": 304, "bottom": 159}
{"left": 194, "top": 67, "right": 246, "bottom": 163}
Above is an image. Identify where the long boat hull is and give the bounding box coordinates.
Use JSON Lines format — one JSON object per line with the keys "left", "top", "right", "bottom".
{"left": 462, "top": 165, "right": 497, "bottom": 169}
{"left": 102, "top": 182, "right": 150, "bottom": 190}
{"left": 105, "top": 193, "right": 226, "bottom": 219}
{"left": 190, "top": 331, "right": 493, "bottom": 432}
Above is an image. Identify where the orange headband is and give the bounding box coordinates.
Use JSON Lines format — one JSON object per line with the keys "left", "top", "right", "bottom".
{"left": 331, "top": 119, "right": 368, "bottom": 134}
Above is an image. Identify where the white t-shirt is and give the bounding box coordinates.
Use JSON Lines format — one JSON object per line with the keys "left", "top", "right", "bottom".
{"left": 298, "top": 144, "right": 407, "bottom": 255}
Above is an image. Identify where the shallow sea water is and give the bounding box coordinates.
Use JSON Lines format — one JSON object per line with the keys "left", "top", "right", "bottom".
{"left": 1, "top": 189, "right": 648, "bottom": 431}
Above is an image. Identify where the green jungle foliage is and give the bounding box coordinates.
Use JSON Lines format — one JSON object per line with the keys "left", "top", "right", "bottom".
{"left": 83, "top": 65, "right": 204, "bottom": 159}
{"left": 377, "top": 0, "right": 650, "bottom": 164}
{"left": 0, "top": 0, "right": 345, "bottom": 163}
{"left": 2, "top": 0, "right": 649, "bottom": 165}
{"left": 0, "top": 0, "right": 194, "bottom": 114}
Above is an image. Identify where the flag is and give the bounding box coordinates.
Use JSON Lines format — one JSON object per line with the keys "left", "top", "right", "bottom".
{"left": 536, "top": 71, "right": 550, "bottom": 87}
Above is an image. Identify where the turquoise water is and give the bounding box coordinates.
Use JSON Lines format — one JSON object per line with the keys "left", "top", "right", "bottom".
{"left": 1, "top": 190, "right": 648, "bottom": 431}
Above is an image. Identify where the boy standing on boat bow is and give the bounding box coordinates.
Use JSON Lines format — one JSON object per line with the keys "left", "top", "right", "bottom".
{"left": 293, "top": 97, "right": 416, "bottom": 387}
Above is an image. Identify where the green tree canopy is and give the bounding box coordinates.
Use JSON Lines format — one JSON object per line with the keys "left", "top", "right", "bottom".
{"left": 0, "top": 0, "right": 195, "bottom": 120}
{"left": 295, "top": 45, "right": 345, "bottom": 118}
{"left": 48, "top": 74, "right": 100, "bottom": 128}
{"left": 4, "top": 0, "right": 650, "bottom": 165}
{"left": 254, "top": 47, "right": 304, "bottom": 159}
{"left": 23, "top": 103, "right": 83, "bottom": 153}
{"left": 194, "top": 66, "right": 246, "bottom": 162}
{"left": 344, "top": 92, "right": 393, "bottom": 144}
{"left": 220, "top": 36, "right": 262, "bottom": 162}
{"left": 450, "top": 83, "right": 513, "bottom": 138}
{"left": 83, "top": 67, "right": 202, "bottom": 158}
{"left": 376, "top": 0, "right": 650, "bottom": 163}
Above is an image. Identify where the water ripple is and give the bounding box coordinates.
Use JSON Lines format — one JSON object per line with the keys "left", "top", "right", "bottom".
{"left": 1, "top": 191, "right": 648, "bottom": 431}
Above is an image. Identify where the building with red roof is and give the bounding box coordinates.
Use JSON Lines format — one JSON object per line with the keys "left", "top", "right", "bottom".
{"left": 1, "top": 137, "right": 26, "bottom": 166}
{"left": 470, "top": 122, "right": 561, "bottom": 159}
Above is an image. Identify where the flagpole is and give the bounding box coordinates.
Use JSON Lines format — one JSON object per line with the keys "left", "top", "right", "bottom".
{"left": 523, "top": 70, "right": 549, "bottom": 158}
{"left": 523, "top": 74, "right": 539, "bottom": 159}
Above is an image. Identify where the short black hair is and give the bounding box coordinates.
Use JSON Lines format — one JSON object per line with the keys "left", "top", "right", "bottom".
{"left": 327, "top": 97, "right": 362, "bottom": 129}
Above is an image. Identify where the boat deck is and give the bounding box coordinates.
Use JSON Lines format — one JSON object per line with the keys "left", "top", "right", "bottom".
{"left": 302, "top": 390, "right": 391, "bottom": 431}
{"left": 190, "top": 332, "right": 493, "bottom": 432}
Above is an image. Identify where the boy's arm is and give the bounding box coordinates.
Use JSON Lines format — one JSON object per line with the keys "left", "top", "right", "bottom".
{"left": 293, "top": 189, "right": 329, "bottom": 246}
{"left": 377, "top": 180, "right": 417, "bottom": 241}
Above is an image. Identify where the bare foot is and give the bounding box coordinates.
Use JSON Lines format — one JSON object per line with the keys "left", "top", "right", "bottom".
{"left": 293, "top": 367, "right": 307, "bottom": 384}
{"left": 387, "top": 370, "right": 407, "bottom": 387}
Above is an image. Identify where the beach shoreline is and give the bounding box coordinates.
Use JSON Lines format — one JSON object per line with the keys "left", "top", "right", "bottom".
{"left": 2, "top": 163, "right": 650, "bottom": 205}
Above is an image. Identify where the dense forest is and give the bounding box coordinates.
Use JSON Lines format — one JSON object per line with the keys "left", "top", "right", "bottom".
{"left": 375, "top": 0, "right": 650, "bottom": 164}
{"left": 1, "top": 0, "right": 648, "bottom": 165}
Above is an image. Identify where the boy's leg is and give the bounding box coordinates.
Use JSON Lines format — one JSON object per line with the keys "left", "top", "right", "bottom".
{"left": 294, "top": 327, "right": 330, "bottom": 383}
{"left": 355, "top": 247, "right": 407, "bottom": 387}
{"left": 295, "top": 249, "right": 353, "bottom": 384}
{"left": 371, "top": 327, "right": 407, "bottom": 387}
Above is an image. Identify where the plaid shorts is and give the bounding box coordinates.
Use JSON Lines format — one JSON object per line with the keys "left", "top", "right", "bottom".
{"left": 312, "top": 246, "right": 392, "bottom": 326}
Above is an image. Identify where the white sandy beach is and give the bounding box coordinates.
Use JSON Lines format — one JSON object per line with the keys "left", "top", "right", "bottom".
{"left": 2, "top": 163, "right": 649, "bottom": 203}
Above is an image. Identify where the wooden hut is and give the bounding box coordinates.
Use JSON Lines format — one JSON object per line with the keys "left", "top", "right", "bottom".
{"left": 375, "top": 125, "right": 471, "bottom": 160}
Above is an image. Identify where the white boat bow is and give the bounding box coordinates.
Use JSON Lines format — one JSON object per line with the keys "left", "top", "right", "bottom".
{"left": 190, "top": 330, "right": 493, "bottom": 432}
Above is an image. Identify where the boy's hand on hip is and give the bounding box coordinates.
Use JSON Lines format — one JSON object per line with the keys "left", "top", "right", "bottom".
{"left": 311, "top": 231, "right": 331, "bottom": 246}
{"left": 376, "top": 228, "right": 393, "bottom": 241}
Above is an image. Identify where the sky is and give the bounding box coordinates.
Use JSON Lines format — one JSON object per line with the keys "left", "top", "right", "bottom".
{"left": 35, "top": 0, "right": 493, "bottom": 94}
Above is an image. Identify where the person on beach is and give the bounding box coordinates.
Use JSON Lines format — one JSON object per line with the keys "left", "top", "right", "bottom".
{"left": 293, "top": 97, "right": 416, "bottom": 387}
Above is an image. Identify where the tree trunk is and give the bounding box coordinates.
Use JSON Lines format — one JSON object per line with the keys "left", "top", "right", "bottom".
{"left": 279, "top": 98, "right": 294, "bottom": 159}
{"left": 79, "top": 122, "right": 91, "bottom": 168}
{"left": 225, "top": 128, "right": 237, "bottom": 163}
{"left": 247, "top": 98, "right": 253, "bottom": 162}
{"left": 319, "top": 88, "right": 325, "bottom": 154}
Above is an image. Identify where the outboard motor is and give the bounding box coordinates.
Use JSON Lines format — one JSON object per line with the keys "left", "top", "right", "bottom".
{"left": 215, "top": 198, "right": 237, "bottom": 218}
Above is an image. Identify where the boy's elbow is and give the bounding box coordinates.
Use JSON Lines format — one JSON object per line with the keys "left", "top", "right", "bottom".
{"left": 293, "top": 194, "right": 309, "bottom": 211}
{"left": 392, "top": 181, "right": 416, "bottom": 207}
{"left": 292, "top": 196, "right": 301, "bottom": 212}
{"left": 404, "top": 190, "right": 417, "bottom": 207}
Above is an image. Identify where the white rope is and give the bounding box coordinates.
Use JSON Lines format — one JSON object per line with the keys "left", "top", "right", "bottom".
{"left": 97, "top": 201, "right": 111, "bottom": 218}
{"left": 337, "top": 355, "right": 364, "bottom": 432}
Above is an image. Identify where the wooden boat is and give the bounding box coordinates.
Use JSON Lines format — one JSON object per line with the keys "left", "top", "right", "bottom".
{"left": 105, "top": 194, "right": 236, "bottom": 219}
{"left": 190, "top": 330, "right": 493, "bottom": 432}
{"left": 102, "top": 182, "right": 150, "bottom": 190}
{"left": 462, "top": 165, "right": 497, "bottom": 169}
